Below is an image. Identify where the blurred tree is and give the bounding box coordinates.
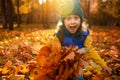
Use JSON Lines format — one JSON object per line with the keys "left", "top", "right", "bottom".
{"left": 81, "top": 0, "right": 90, "bottom": 20}
{"left": 7, "top": 0, "right": 14, "bottom": 30}
{"left": 96, "top": 0, "right": 120, "bottom": 26}
{"left": 1, "top": 0, "right": 14, "bottom": 30}
{"left": 81, "top": 0, "right": 120, "bottom": 26}
{"left": 45, "top": 0, "right": 50, "bottom": 28}
{"left": 14, "top": 0, "right": 20, "bottom": 27}
{"left": 81, "top": 0, "right": 93, "bottom": 27}
{"left": 16, "top": 0, "right": 20, "bottom": 27}
{"left": 0, "top": 0, "right": 7, "bottom": 29}
{"left": 12, "top": 0, "right": 34, "bottom": 24}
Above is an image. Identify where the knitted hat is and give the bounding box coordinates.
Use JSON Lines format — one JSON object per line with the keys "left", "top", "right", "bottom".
{"left": 57, "top": 0, "right": 84, "bottom": 20}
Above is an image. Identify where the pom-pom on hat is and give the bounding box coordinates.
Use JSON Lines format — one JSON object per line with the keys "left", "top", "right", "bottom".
{"left": 57, "top": 0, "right": 84, "bottom": 20}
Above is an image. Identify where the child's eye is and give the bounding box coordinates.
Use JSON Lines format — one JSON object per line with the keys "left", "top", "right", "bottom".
{"left": 65, "top": 17, "right": 71, "bottom": 21}
{"left": 74, "top": 16, "right": 80, "bottom": 20}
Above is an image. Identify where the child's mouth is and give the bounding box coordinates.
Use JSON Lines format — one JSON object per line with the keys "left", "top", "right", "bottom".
{"left": 69, "top": 26, "right": 76, "bottom": 30}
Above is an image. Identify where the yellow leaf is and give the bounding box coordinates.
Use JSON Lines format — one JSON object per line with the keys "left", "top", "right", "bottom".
{"left": 20, "top": 65, "right": 29, "bottom": 74}
{"left": 29, "top": 68, "right": 40, "bottom": 80}
{"left": 2, "top": 68, "right": 9, "bottom": 74}
{"left": 0, "top": 68, "right": 2, "bottom": 72}
{"left": 104, "top": 77, "right": 111, "bottom": 80}
{"left": 83, "top": 71, "right": 92, "bottom": 77}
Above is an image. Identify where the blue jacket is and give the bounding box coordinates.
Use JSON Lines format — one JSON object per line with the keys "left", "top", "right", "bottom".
{"left": 56, "top": 28, "right": 89, "bottom": 48}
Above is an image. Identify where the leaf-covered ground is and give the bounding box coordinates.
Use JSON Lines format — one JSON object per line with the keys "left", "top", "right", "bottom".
{"left": 0, "top": 26, "right": 120, "bottom": 80}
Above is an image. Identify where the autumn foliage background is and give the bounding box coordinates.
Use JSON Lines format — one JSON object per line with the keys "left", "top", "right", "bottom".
{"left": 0, "top": 0, "right": 120, "bottom": 80}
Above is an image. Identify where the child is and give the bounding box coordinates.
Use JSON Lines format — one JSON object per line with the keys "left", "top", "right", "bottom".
{"left": 55, "top": 0, "right": 111, "bottom": 80}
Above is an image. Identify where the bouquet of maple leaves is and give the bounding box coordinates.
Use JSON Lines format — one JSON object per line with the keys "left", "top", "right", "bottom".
{"left": 28, "top": 36, "right": 112, "bottom": 80}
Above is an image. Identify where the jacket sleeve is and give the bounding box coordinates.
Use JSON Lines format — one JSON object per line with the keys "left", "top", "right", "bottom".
{"left": 84, "top": 35, "right": 107, "bottom": 67}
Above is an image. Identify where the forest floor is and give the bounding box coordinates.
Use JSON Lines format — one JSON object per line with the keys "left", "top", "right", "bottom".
{"left": 0, "top": 26, "right": 120, "bottom": 80}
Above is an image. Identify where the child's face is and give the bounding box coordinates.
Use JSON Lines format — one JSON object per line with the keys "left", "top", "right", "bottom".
{"left": 64, "top": 14, "right": 81, "bottom": 34}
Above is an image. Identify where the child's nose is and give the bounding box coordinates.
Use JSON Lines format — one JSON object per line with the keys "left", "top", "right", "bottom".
{"left": 70, "top": 18, "right": 75, "bottom": 24}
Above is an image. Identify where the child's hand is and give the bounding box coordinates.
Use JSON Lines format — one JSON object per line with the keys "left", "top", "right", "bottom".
{"left": 76, "top": 48, "right": 87, "bottom": 55}
{"left": 63, "top": 51, "right": 75, "bottom": 61}
{"left": 103, "top": 66, "right": 112, "bottom": 74}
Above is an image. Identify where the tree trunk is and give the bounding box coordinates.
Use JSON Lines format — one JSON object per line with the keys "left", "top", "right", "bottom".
{"left": 16, "top": 0, "right": 20, "bottom": 28}
{"left": 1, "top": 0, "right": 8, "bottom": 29}
{"left": 27, "top": 0, "right": 30, "bottom": 24}
{"left": 42, "top": 2, "right": 45, "bottom": 27}
{"left": 7, "top": 0, "right": 14, "bottom": 30}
